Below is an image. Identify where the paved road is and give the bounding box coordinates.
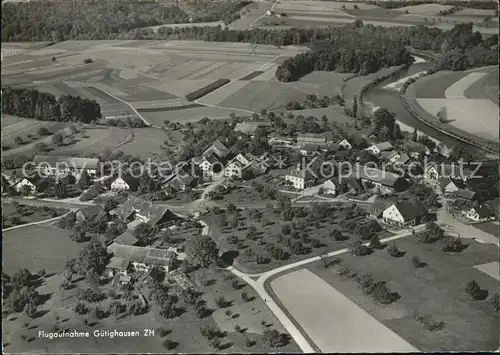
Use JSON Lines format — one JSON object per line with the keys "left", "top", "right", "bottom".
{"left": 437, "top": 198, "right": 498, "bottom": 246}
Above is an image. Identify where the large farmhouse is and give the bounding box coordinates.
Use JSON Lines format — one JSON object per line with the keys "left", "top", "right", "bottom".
{"left": 382, "top": 199, "right": 428, "bottom": 228}
{"left": 33, "top": 155, "right": 99, "bottom": 178}
{"left": 111, "top": 196, "right": 179, "bottom": 227}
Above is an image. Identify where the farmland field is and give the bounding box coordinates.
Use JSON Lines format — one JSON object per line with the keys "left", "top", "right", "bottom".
{"left": 270, "top": 269, "right": 417, "bottom": 352}
{"left": 3, "top": 225, "right": 85, "bottom": 274}
{"left": 141, "top": 105, "right": 242, "bottom": 124}
{"left": 307, "top": 237, "right": 500, "bottom": 351}
{"left": 412, "top": 68, "right": 499, "bottom": 142}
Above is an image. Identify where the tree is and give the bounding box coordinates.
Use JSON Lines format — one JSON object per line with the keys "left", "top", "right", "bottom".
{"left": 490, "top": 293, "right": 500, "bottom": 312}
{"left": 437, "top": 106, "right": 448, "bottom": 123}
{"left": 133, "top": 223, "right": 157, "bottom": 246}
{"left": 187, "top": 234, "right": 219, "bottom": 268}
{"left": 411, "top": 256, "right": 425, "bottom": 268}
{"left": 352, "top": 95, "right": 358, "bottom": 118}
{"left": 71, "top": 224, "right": 88, "bottom": 243}
{"left": 14, "top": 136, "right": 24, "bottom": 145}
{"left": 349, "top": 240, "right": 371, "bottom": 256}
{"left": 52, "top": 132, "right": 64, "bottom": 146}
{"left": 263, "top": 329, "right": 286, "bottom": 348}
{"left": 465, "top": 280, "right": 482, "bottom": 300}
{"left": 79, "top": 170, "right": 91, "bottom": 189}
{"left": 411, "top": 128, "right": 418, "bottom": 142}
{"left": 387, "top": 242, "right": 402, "bottom": 257}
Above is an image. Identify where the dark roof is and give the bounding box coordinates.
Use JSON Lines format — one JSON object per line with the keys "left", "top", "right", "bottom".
{"left": 107, "top": 256, "right": 130, "bottom": 270}
{"left": 472, "top": 205, "right": 494, "bottom": 219}
{"left": 455, "top": 189, "right": 476, "bottom": 200}
{"left": 144, "top": 248, "right": 175, "bottom": 265}
{"left": 356, "top": 165, "right": 402, "bottom": 187}
{"left": 439, "top": 177, "right": 464, "bottom": 190}
{"left": 234, "top": 121, "right": 272, "bottom": 134}
{"left": 395, "top": 153, "right": 410, "bottom": 165}
{"left": 370, "top": 196, "right": 399, "bottom": 216}
{"left": 393, "top": 199, "right": 428, "bottom": 221}
{"left": 111, "top": 196, "right": 178, "bottom": 226}
{"left": 375, "top": 142, "right": 393, "bottom": 151}
{"left": 348, "top": 134, "right": 366, "bottom": 147}
{"left": 203, "top": 139, "right": 230, "bottom": 158}
{"left": 114, "top": 230, "right": 139, "bottom": 246}
{"left": 107, "top": 243, "right": 147, "bottom": 263}
{"left": 114, "top": 173, "right": 139, "bottom": 191}
{"left": 78, "top": 205, "right": 103, "bottom": 219}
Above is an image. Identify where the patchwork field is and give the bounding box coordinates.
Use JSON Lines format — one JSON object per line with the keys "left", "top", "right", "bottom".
{"left": 271, "top": 269, "right": 417, "bottom": 352}
{"left": 255, "top": 1, "right": 496, "bottom": 33}
{"left": 2, "top": 40, "right": 310, "bottom": 125}
{"left": 413, "top": 68, "right": 499, "bottom": 142}
{"left": 307, "top": 237, "right": 500, "bottom": 351}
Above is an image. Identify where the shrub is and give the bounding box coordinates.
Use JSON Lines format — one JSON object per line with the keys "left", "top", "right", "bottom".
{"left": 411, "top": 256, "right": 425, "bottom": 268}
{"left": 465, "top": 280, "right": 482, "bottom": 300}
{"left": 83, "top": 58, "right": 93, "bottom": 64}
{"left": 387, "top": 242, "right": 402, "bottom": 257}
{"left": 349, "top": 240, "right": 371, "bottom": 256}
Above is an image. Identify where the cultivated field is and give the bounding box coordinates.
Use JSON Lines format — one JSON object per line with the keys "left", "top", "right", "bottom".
{"left": 3, "top": 225, "right": 85, "bottom": 274}
{"left": 413, "top": 68, "right": 499, "bottom": 142}
{"left": 474, "top": 262, "right": 500, "bottom": 281}
{"left": 308, "top": 237, "right": 500, "bottom": 351}
{"left": 271, "top": 269, "right": 417, "bottom": 352}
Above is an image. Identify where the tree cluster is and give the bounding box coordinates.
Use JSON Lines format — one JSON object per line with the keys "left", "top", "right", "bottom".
{"left": 3, "top": 269, "right": 44, "bottom": 317}
{"left": 2, "top": 87, "right": 101, "bottom": 123}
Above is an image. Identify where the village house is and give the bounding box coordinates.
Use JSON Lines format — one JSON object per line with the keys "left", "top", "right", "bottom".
{"left": 268, "top": 135, "right": 295, "bottom": 148}
{"left": 160, "top": 171, "right": 196, "bottom": 191}
{"left": 369, "top": 195, "right": 399, "bottom": 219}
{"left": 355, "top": 165, "right": 409, "bottom": 194}
{"left": 382, "top": 199, "right": 429, "bottom": 228}
{"left": 364, "top": 142, "right": 393, "bottom": 156}
{"left": 193, "top": 154, "right": 222, "bottom": 179}
{"left": 76, "top": 205, "right": 106, "bottom": 223}
{"left": 465, "top": 205, "right": 496, "bottom": 222}
{"left": 454, "top": 189, "right": 478, "bottom": 202}
{"left": 106, "top": 243, "right": 176, "bottom": 277}
{"left": 12, "top": 177, "right": 48, "bottom": 196}
{"left": 234, "top": 121, "right": 272, "bottom": 137}
{"left": 33, "top": 155, "right": 99, "bottom": 178}
{"left": 381, "top": 150, "right": 401, "bottom": 164}
{"left": 202, "top": 139, "right": 231, "bottom": 160}
{"left": 285, "top": 156, "right": 324, "bottom": 190}
{"left": 111, "top": 173, "right": 139, "bottom": 192}
{"left": 113, "top": 230, "right": 139, "bottom": 246}
{"left": 296, "top": 132, "right": 334, "bottom": 146}
{"left": 438, "top": 177, "right": 463, "bottom": 195}
{"left": 322, "top": 179, "right": 337, "bottom": 195}
{"left": 394, "top": 153, "right": 410, "bottom": 166}
{"left": 424, "top": 163, "right": 473, "bottom": 182}
{"left": 299, "top": 144, "right": 322, "bottom": 156}
{"left": 224, "top": 158, "right": 251, "bottom": 180}
{"left": 338, "top": 138, "right": 352, "bottom": 150}
{"left": 111, "top": 196, "right": 179, "bottom": 228}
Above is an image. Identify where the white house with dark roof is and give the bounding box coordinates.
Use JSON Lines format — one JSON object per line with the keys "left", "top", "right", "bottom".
{"left": 322, "top": 179, "right": 337, "bottom": 195}
{"left": 364, "top": 142, "right": 393, "bottom": 156}
{"left": 338, "top": 139, "right": 352, "bottom": 150}
{"left": 111, "top": 173, "right": 139, "bottom": 192}
{"left": 111, "top": 196, "right": 179, "bottom": 227}
{"left": 285, "top": 156, "right": 324, "bottom": 190}
{"left": 382, "top": 199, "right": 429, "bottom": 228}
{"left": 438, "top": 177, "right": 462, "bottom": 195}
{"left": 424, "top": 163, "right": 473, "bottom": 182}
{"left": 465, "top": 206, "right": 495, "bottom": 222}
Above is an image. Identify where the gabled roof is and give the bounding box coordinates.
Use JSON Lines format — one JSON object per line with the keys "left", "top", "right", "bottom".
{"left": 370, "top": 195, "right": 399, "bottom": 216}
{"left": 33, "top": 155, "right": 99, "bottom": 170}
{"left": 203, "top": 139, "right": 230, "bottom": 158}
{"left": 111, "top": 196, "right": 178, "bottom": 226}
{"left": 395, "top": 153, "right": 410, "bottom": 165}
{"left": 381, "top": 150, "right": 398, "bottom": 161}
{"left": 144, "top": 248, "right": 175, "bottom": 265}
{"left": 375, "top": 142, "right": 393, "bottom": 152}
{"left": 107, "top": 256, "right": 130, "bottom": 270}
{"left": 234, "top": 121, "right": 272, "bottom": 134}
{"left": 107, "top": 243, "right": 147, "bottom": 263}
{"left": 78, "top": 205, "right": 103, "bottom": 219}
{"left": 439, "top": 177, "right": 464, "bottom": 190}
{"left": 455, "top": 189, "right": 476, "bottom": 200}
{"left": 355, "top": 165, "right": 402, "bottom": 187}
{"left": 392, "top": 199, "right": 428, "bottom": 221}
{"left": 471, "top": 205, "right": 494, "bottom": 219}
{"left": 114, "top": 230, "right": 139, "bottom": 246}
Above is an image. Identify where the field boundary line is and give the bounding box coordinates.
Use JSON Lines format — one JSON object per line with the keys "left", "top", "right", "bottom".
{"left": 91, "top": 85, "right": 152, "bottom": 127}
{"left": 3, "top": 212, "right": 71, "bottom": 232}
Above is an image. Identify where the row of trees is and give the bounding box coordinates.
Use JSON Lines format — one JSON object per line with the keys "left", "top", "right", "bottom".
{"left": 366, "top": 0, "right": 497, "bottom": 10}
{"left": 2, "top": 87, "right": 102, "bottom": 123}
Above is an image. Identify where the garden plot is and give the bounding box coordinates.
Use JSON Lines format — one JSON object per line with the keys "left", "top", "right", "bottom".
{"left": 416, "top": 98, "right": 499, "bottom": 141}
{"left": 219, "top": 81, "right": 307, "bottom": 111}
{"left": 474, "top": 262, "right": 500, "bottom": 281}
{"left": 271, "top": 269, "right": 417, "bottom": 352}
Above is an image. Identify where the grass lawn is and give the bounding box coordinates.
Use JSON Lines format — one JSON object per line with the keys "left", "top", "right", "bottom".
{"left": 205, "top": 204, "right": 392, "bottom": 274}
{"left": 2, "top": 203, "right": 68, "bottom": 229}
{"left": 474, "top": 222, "right": 499, "bottom": 238}
{"left": 3, "top": 225, "right": 86, "bottom": 274}
{"left": 307, "top": 236, "right": 500, "bottom": 351}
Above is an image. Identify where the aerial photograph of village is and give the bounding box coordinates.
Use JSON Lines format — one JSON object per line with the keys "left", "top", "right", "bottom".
{"left": 1, "top": 0, "right": 499, "bottom": 353}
